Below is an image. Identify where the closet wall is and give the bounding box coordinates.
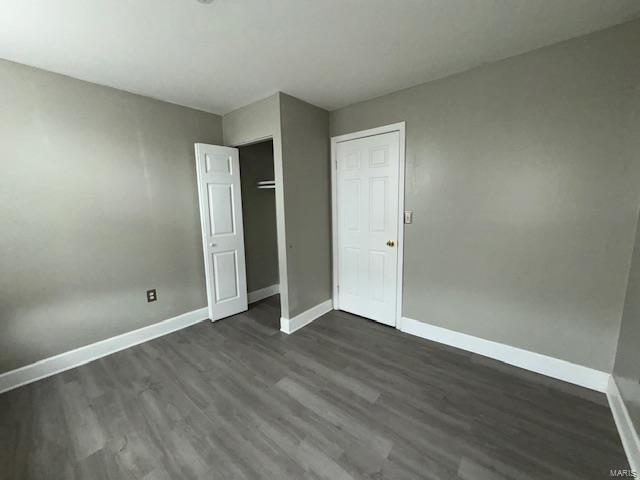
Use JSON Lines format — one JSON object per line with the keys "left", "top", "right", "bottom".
{"left": 278, "top": 94, "right": 331, "bottom": 317}
{"left": 222, "top": 93, "right": 332, "bottom": 320}
{"left": 613, "top": 208, "right": 640, "bottom": 440}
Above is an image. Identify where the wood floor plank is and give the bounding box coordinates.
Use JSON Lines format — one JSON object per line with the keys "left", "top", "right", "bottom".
{"left": 0, "top": 295, "right": 629, "bottom": 479}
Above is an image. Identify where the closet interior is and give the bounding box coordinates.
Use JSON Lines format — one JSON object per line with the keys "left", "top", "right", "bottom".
{"left": 238, "top": 139, "right": 280, "bottom": 322}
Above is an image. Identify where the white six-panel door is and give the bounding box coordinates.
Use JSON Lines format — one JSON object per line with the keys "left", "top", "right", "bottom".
{"left": 336, "top": 131, "right": 400, "bottom": 326}
{"left": 194, "top": 143, "right": 248, "bottom": 321}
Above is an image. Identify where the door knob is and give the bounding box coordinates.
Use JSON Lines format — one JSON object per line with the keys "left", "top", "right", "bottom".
{"left": 210, "top": 243, "right": 217, "bottom": 247}
{"left": 386, "top": 240, "right": 395, "bottom": 247}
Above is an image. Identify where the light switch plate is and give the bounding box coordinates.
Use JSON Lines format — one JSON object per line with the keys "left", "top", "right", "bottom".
{"left": 404, "top": 211, "right": 413, "bottom": 224}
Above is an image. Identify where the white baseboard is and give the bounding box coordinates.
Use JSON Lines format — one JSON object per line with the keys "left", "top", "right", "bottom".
{"left": 280, "top": 299, "right": 333, "bottom": 334}
{"left": 607, "top": 376, "right": 640, "bottom": 473}
{"left": 0, "top": 307, "right": 209, "bottom": 394}
{"left": 399, "top": 316, "right": 610, "bottom": 392}
{"left": 248, "top": 284, "right": 280, "bottom": 304}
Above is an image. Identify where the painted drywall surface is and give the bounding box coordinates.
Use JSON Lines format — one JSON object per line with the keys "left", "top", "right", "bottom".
{"left": 222, "top": 94, "right": 280, "bottom": 147}
{"left": 239, "top": 141, "right": 279, "bottom": 292}
{"left": 0, "top": 59, "right": 222, "bottom": 373}
{"left": 222, "top": 93, "right": 290, "bottom": 318}
{"left": 330, "top": 19, "right": 640, "bottom": 372}
{"left": 279, "top": 94, "right": 332, "bottom": 317}
{"left": 613, "top": 214, "right": 640, "bottom": 430}
{"left": 223, "top": 93, "right": 331, "bottom": 318}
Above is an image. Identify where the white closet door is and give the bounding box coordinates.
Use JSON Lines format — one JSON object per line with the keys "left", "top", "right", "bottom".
{"left": 195, "top": 143, "right": 248, "bottom": 321}
{"left": 336, "top": 131, "right": 400, "bottom": 326}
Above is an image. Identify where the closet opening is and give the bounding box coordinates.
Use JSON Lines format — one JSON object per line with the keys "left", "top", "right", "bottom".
{"left": 238, "top": 139, "right": 281, "bottom": 329}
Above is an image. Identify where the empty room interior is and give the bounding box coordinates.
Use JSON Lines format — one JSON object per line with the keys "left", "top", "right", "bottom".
{"left": 1, "top": 1, "right": 640, "bottom": 479}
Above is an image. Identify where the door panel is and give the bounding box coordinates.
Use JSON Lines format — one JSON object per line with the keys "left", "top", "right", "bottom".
{"left": 195, "top": 144, "right": 248, "bottom": 321}
{"left": 336, "top": 131, "right": 400, "bottom": 326}
{"left": 208, "top": 183, "right": 235, "bottom": 235}
{"left": 213, "top": 250, "right": 239, "bottom": 301}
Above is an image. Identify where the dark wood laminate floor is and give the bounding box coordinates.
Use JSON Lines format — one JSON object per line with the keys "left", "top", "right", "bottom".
{"left": 0, "top": 296, "right": 628, "bottom": 479}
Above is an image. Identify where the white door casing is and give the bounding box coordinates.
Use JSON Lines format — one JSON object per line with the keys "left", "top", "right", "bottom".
{"left": 194, "top": 143, "right": 248, "bottom": 321}
{"left": 334, "top": 128, "right": 403, "bottom": 326}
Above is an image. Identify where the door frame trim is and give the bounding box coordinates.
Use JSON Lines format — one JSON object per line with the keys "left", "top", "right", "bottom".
{"left": 330, "top": 122, "right": 406, "bottom": 328}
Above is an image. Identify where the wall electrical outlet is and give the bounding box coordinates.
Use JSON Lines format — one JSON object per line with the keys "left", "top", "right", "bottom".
{"left": 146, "top": 289, "right": 157, "bottom": 302}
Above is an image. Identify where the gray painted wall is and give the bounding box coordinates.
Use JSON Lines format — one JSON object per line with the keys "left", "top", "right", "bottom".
{"left": 330, "top": 19, "right": 640, "bottom": 372}
{"left": 223, "top": 93, "right": 332, "bottom": 319}
{"left": 0, "top": 59, "right": 223, "bottom": 373}
{"left": 279, "top": 94, "right": 332, "bottom": 317}
{"left": 222, "top": 94, "right": 280, "bottom": 147}
{"left": 613, "top": 209, "right": 640, "bottom": 437}
{"left": 239, "top": 141, "right": 279, "bottom": 293}
{"left": 222, "top": 93, "right": 290, "bottom": 318}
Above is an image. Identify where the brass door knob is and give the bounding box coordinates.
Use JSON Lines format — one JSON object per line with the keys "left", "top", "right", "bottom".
{"left": 386, "top": 240, "right": 395, "bottom": 247}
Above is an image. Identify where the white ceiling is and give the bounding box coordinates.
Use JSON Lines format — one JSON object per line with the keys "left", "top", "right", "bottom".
{"left": 1, "top": 0, "right": 639, "bottom": 114}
